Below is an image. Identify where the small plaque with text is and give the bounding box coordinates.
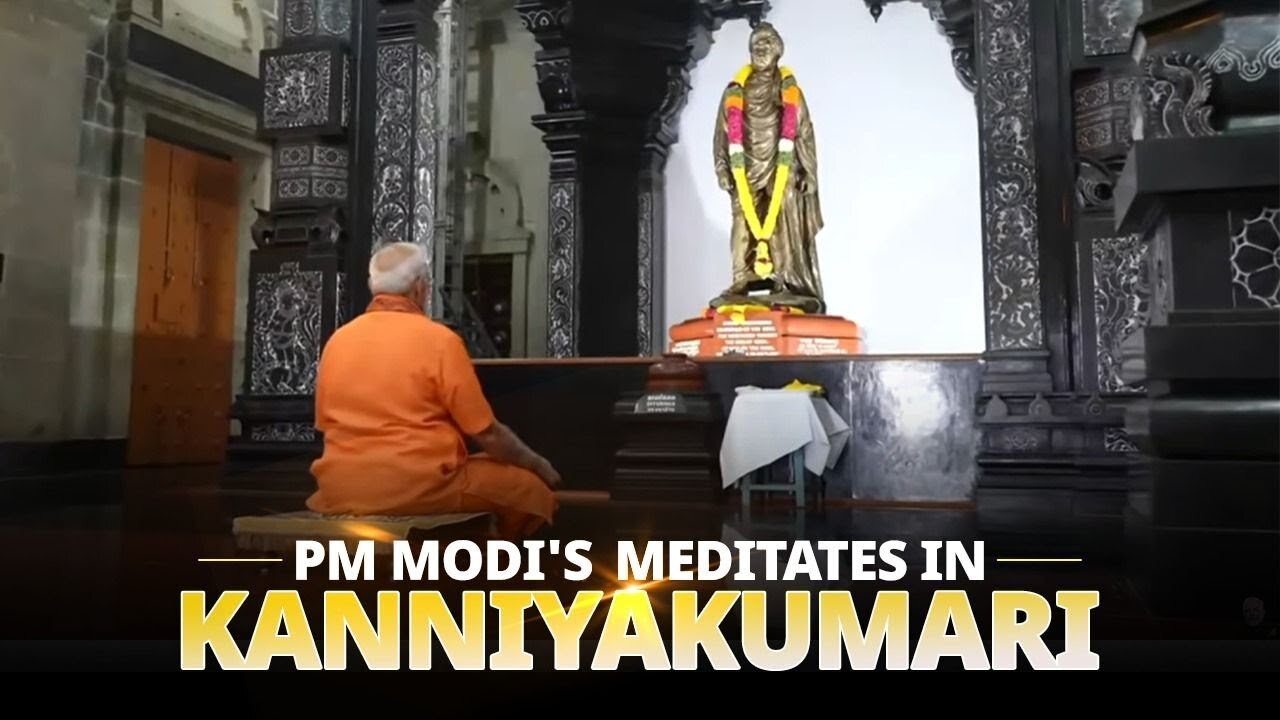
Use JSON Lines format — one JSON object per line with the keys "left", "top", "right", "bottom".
{"left": 634, "top": 393, "right": 687, "bottom": 414}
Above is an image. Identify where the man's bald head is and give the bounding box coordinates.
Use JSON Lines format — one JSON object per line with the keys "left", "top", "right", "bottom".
{"left": 368, "top": 242, "right": 430, "bottom": 302}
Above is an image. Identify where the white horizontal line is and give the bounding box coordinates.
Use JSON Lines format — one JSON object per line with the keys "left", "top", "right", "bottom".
{"left": 198, "top": 558, "right": 283, "bottom": 563}
{"left": 995, "top": 558, "right": 1082, "bottom": 563}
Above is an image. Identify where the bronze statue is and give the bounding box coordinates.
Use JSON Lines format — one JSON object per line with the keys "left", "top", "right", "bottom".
{"left": 711, "top": 22, "right": 826, "bottom": 315}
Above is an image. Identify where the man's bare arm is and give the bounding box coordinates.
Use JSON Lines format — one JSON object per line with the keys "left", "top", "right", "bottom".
{"left": 471, "top": 421, "right": 561, "bottom": 488}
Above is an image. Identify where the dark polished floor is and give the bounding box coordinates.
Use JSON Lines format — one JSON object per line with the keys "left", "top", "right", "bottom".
{"left": 0, "top": 463, "right": 1276, "bottom": 673}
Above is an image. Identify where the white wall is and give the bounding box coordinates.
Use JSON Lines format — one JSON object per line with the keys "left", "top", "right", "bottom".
{"left": 485, "top": 6, "right": 550, "bottom": 357}
{"left": 664, "top": 1, "right": 984, "bottom": 354}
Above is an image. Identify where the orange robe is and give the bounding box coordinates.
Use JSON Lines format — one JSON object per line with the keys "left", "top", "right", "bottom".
{"left": 307, "top": 293, "right": 557, "bottom": 538}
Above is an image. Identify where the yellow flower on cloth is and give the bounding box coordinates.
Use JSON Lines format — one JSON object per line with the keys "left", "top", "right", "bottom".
{"left": 783, "top": 379, "right": 824, "bottom": 394}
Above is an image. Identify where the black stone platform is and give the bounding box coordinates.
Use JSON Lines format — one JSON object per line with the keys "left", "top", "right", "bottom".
{"left": 1116, "top": 2, "right": 1280, "bottom": 623}
{"left": 474, "top": 355, "right": 981, "bottom": 503}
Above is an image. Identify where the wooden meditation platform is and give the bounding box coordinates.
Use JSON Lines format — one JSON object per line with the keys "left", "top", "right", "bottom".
{"left": 232, "top": 511, "right": 494, "bottom": 557}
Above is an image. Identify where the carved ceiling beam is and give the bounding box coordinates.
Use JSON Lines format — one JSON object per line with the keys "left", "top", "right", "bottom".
{"left": 700, "top": 0, "right": 771, "bottom": 27}
{"left": 513, "top": 0, "right": 778, "bottom": 357}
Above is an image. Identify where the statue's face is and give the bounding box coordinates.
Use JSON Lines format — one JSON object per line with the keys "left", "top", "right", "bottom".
{"left": 749, "top": 30, "right": 782, "bottom": 71}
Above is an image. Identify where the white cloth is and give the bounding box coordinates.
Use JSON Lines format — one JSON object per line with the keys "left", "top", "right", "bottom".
{"left": 719, "top": 387, "right": 851, "bottom": 488}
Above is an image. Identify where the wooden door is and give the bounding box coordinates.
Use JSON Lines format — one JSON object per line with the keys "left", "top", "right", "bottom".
{"left": 128, "top": 137, "right": 239, "bottom": 466}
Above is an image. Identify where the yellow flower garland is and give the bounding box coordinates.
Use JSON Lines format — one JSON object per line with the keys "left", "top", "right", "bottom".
{"left": 715, "top": 303, "right": 804, "bottom": 324}
{"left": 724, "top": 65, "right": 800, "bottom": 280}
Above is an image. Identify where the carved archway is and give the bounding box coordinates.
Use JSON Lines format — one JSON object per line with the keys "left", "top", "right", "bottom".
{"left": 517, "top": 0, "right": 1022, "bottom": 360}
{"left": 864, "top": 0, "right": 976, "bottom": 92}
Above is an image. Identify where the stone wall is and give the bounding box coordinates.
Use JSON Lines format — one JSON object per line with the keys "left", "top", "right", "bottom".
{"left": 67, "top": 2, "right": 133, "bottom": 440}
{"left": 0, "top": 0, "right": 115, "bottom": 441}
{"left": 480, "top": 4, "right": 549, "bottom": 357}
{"left": 0, "top": 0, "right": 275, "bottom": 442}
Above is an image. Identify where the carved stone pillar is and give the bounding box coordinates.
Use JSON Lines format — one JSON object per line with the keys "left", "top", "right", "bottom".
{"left": 349, "top": 0, "right": 442, "bottom": 314}
{"left": 970, "top": 0, "right": 1064, "bottom": 489}
{"left": 343, "top": 0, "right": 490, "bottom": 352}
{"left": 519, "top": 0, "right": 739, "bottom": 358}
{"left": 231, "top": 0, "right": 354, "bottom": 448}
{"left": 970, "top": 0, "right": 1150, "bottom": 518}
{"left": 636, "top": 148, "right": 664, "bottom": 357}
{"left": 974, "top": 0, "right": 1051, "bottom": 393}
{"left": 635, "top": 6, "right": 726, "bottom": 355}
{"left": 1119, "top": 0, "right": 1280, "bottom": 620}
{"left": 1071, "top": 0, "right": 1147, "bottom": 460}
{"left": 516, "top": 1, "right": 578, "bottom": 358}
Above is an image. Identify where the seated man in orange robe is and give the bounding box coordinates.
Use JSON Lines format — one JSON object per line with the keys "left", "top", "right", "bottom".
{"left": 306, "top": 242, "right": 560, "bottom": 539}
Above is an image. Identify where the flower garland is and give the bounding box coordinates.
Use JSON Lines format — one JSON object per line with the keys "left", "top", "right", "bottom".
{"left": 724, "top": 64, "right": 801, "bottom": 279}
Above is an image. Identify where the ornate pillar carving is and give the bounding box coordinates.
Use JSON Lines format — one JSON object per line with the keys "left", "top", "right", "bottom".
{"left": 232, "top": 0, "right": 355, "bottom": 447}
{"left": 231, "top": 0, "right": 483, "bottom": 452}
{"left": 969, "top": 0, "right": 1147, "bottom": 491}
{"left": 1070, "top": 0, "right": 1148, "bottom": 461}
{"left": 352, "top": 0, "right": 442, "bottom": 310}
{"left": 518, "top": 0, "right": 746, "bottom": 357}
{"left": 518, "top": 0, "right": 582, "bottom": 357}
{"left": 346, "top": 0, "right": 489, "bottom": 352}
{"left": 974, "top": 0, "right": 1049, "bottom": 386}
{"left": 636, "top": 3, "right": 733, "bottom": 355}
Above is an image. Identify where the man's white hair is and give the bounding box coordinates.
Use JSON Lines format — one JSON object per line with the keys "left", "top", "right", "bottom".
{"left": 368, "top": 242, "right": 430, "bottom": 295}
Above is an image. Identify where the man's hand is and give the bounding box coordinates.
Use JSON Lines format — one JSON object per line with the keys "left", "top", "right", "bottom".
{"left": 797, "top": 174, "right": 817, "bottom": 195}
{"left": 718, "top": 174, "right": 733, "bottom": 192}
{"left": 473, "top": 421, "right": 560, "bottom": 488}
{"left": 532, "top": 456, "right": 562, "bottom": 489}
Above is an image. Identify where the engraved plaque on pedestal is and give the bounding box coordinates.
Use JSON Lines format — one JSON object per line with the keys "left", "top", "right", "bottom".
{"left": 669, "top": 308, "right": 864, "bottom": 358}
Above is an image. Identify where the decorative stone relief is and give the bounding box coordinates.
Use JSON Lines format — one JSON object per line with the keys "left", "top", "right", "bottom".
{"left": 284, "top": 0, "right": 350, "bottom": 38}
{"left": 413, "top": 43, "right": 438, "bottom": 254}
{"left": 547, "top": 181, "right": 579, "bottom": 358}
{"left": 335, "top": 270, "right": 349, "bottom": 328}
{"left": 992, "top": 426, "right": 1048, "bottom": 452}
{"left": 1230, "top": 207, "right": 1280, "bottom": 310}
{"left": 637, "top": 191, "right": 654, "bottom": 356}
{"left": 1205, "top": 27, "right": 1280, "bottom": 82}
{"left": 978, "top": 0, "right": 1043, "bottom": 351}
{"left": 1080, "top": 0, "right": 1141, "bottom": 57}
{"left": 517, "top": 4, "right": 571, "bottom": 33}
{"left": 273, "top": 142, "right": 349, "bottom": 204}
{"left": 262, "top": 50, "right": 333, "bottom": 130}
{"left": 1092, "top": 234, "right": 1149, "bottom": 393}
{"left": 920, "top": 0, "right": 978, "bottom": 92}
{"left": 1133, "top": 53, "right": 1216, "bottom": 141}
{"left": 372, "top": 39, "right": 414, "bottom": 247}
{"left": 1074, "top": 71, "right": 1137, "bottom": 211}
{"left": 250, "top": 262, "right": 323, "bottom": 395}
{"left": 251, "top": 422, "right": 317, "bottom": 442}
{"left": 1104, "top": 427, "right": 1138, "bottom": 453}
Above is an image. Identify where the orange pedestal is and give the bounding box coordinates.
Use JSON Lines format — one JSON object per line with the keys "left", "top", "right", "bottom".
{"left": 669, "top": 307, "right": 864, "bottom": 358}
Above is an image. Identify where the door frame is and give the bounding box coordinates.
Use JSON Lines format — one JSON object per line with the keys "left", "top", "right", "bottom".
{"left": 103, "top": 64, "right": 271, "bottom": 446}
{"left": 127, "top": 135, "right": 244, "bottom": 465}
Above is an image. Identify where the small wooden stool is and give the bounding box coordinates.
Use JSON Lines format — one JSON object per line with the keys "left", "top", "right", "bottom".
{"left": 232, "top": 511, "right": 495, "bottom": 558}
